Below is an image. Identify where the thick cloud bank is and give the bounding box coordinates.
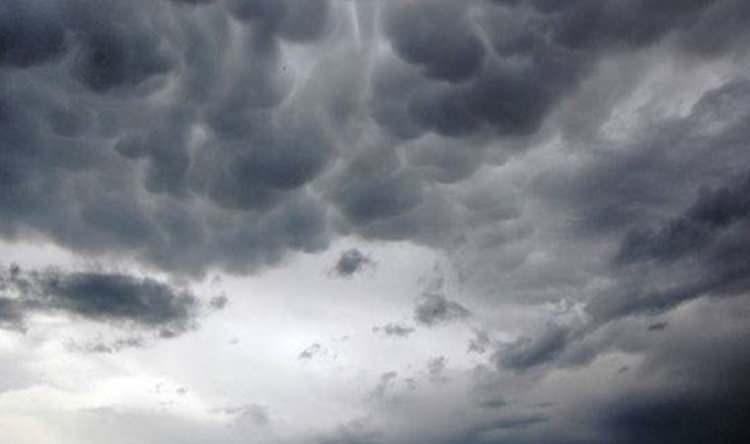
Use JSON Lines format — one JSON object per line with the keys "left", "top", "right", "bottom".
{"left": 2, "top": 0, "right": 748, "bottom": 276}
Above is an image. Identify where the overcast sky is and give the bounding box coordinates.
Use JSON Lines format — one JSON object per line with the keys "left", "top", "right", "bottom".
{"left": 2, "top": 1, "right": 750, "bottom": 443}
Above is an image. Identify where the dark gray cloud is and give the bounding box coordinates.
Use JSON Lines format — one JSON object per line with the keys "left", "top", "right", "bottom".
{"left": 374, "top": 0, "right": 750, "bottom": 144}
{"left": 414, "top": 292, "right": 471, "bottom": 327}
{"left": 587, "top": 174, "right": 750, "bottom": 324}
{"left": 0, "top": 264, "right": 201, "bottom": 336}
{"left": 38, "top": 272, "right": 196, "bottom": 327}
{"left": 1, "top": 0, "right": 746, "bottom": 282}
{"left": 647, "top": 322, "right": 668, "bottom": 332}
{"left": 4, "top": 1, "right": 750, "bottom": 443}
{"left": 0, "top": 0, "right": 67, "bottom": 68}
{"left": 383, "top": 1, "right": 484, "bottom": 83}
{"left": 585, "top": 300, "right": 750, "bottom": 444}
{"left": 467, "top": 307, "right": 750, "bottom": 443}
{"left": 0, "top": 0, "right": 334, "bottom": 277}
{"left": 332, "top": 248, "right": 374, "bottom": 278}
{"left": 616, "top": 172, "right": 750, "bottom": 266}
{"left": 0, "top": 0, "right": 749, "bottom": 282}
{"left": 71, "top": 24, "right": 173, "bottom": 93}
{"left": 600, "top": 389, "right": 750, "bottom": 444}
{"left": 498, "top": 323, "right": 572, "bottom": 371}
{"left": 497, "top": 76, "right": 750, "bottom": 374}
{"left": 538, "top": 77, "right": 750, "bottom": 241}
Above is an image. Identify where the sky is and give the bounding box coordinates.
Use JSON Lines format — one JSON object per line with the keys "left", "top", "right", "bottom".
{"left": 1, "top": 0, "right": 750, "bottom": 443}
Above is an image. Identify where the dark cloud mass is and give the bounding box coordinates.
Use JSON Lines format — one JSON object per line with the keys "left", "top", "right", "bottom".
{"left": 0, "top": 1, "right": 67, "bottom": 68}
{"left": 0, "top": 0, "right": 745, "bottom": 277}
{"left": 498, "top": 323, "right": 571, "bottom": 371}
{"left": 3, "top": 0, "right": 750, "bottom": 443}
{"left": 0, "top": 265, "right": 201, "bottom": 336}
{"left": 414, "top": 292, "right": 471, "bottom": 327}
{"left": 39, "top": 272, "right": 195, "bottom": 327}
{"left": 583, "top": 299, "right": 750, "bottom": 444}
{"left": 332, "top": 248, "right": 373, "bottom": 278}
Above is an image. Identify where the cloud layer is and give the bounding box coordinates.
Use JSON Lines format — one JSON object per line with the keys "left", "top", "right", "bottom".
{"left": 2, "top": 1, "right": 750, "bottom": 443}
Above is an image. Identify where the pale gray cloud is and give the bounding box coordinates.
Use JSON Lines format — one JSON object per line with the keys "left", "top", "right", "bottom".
{"left": 372, "top": 323, "right": 415, "bottom": 338}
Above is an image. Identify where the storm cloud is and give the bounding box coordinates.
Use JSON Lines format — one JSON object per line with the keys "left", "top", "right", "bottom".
{"left": 0, "top": 0, "right": 744, "bottom": 280}
{"left": 2, "top": 1, "right": 750, "bottom": 443}
{"left": 0, "top": 264, "right": 201, "bottom": 336}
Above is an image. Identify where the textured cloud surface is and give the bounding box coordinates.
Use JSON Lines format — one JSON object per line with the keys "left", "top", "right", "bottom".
{"left": 0, "top": 265, "right": 205, "bottom": 336}
{"left": 2, "top": 1, "right": 750, "bottom": 443}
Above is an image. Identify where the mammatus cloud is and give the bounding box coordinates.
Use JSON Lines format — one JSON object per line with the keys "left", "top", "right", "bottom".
{"left": 1, "top": 0, "right": 749, "bottom": 276}
{"left": 1, "top": 0, "right": 742, "bottom": 280}
{"left": 3, "top": 1, "right": 750, "bottom": 443}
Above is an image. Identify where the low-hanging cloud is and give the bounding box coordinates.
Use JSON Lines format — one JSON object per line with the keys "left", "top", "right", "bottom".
{"left": 0, "top": 264, "right": 202, "bottom": 336}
